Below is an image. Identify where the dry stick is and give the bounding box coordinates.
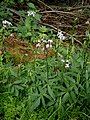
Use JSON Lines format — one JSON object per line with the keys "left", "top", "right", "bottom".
{"left": 49, "top": 5, "right": 71, "bottom": 11}
{"left": 39, "top": 22, "right": 57, "bottom": 31}
{"left": 40, "top": 10, "right": 77, "bottom": 16}
{"left": 37, "top": 0, "right": 53, "bottom": 10}
{"left": 41, "top": 21, "right": 87, "bottom": 30}
{"left": 58, "top": 24, "right": 72, "bottom": 28}
{"left": 7, "top": 8, "right": 20, "bottom": 16}
{"left": 6, "top": 8, "right": 24, "bottom": 23}
{"left": 67, "top": 5, "right": 90, "bottom": 11}
{"left": 39, "top": 22, "right": 82, "bottom": 45}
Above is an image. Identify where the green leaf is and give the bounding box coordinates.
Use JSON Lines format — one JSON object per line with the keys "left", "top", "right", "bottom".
{"left": 30, "top": 97, "right": 40, "bottom": 112}
{"left": 39, "top": 26, "right": 48, "bottom": 33}
{"left": 25, "top": 17, "right": 31, "bottom": 30}
{"left": 77, "top": 73, "right": 80, "bottom": 84}
{"left": 14, "top": 88, "right": 19, "bottom": 96}
{"left": 15, "top": 85, "right": 24, "bottom": 90}
{"left": 26, "top": 32, "right": 32, "bottom": 37}
{"left": 41, "top": 96, "right": 45, "bottom": 108}
{"left": 80, "top": 60, "right": 84, "bottom": 69}
{"left": 86, "top": 80, "right": 89, "bottom": 93}
{"left": 48, "top": 85, "right": 55, "bottom": 100}
{"left": 13, "top": 80, "right": 22, "bottom": 84}
{"left": 20, "top": 0, "right": 24, "bottom": 2}
{"left": 35, "top": 14, "right": 41, "bottom": 21}
{"left": 43, "top": 93, "right": 52, "bottom": 101}
{"left": 74, "top": 85, "right": 78, "bottom": 95}
{"left": 10, "top": 69, "right": 17, "bottom": 77}
{"left": 58, "top": 97, "right": 62, "bottom": 119}
{"left": 62, "top": 92, "right": 69, "bottom": 103}
{"left": 59, "top": 86, "right": 66, "bottom": 92}
{"left": 11, "top": 86, "right": 15, "bottom": 93}
{"left": 28, "top": 3, "right": 36, "bottom": 10}
{"left": 86, "top": 70, "right": 88, "bottom": 80}
{"left": 70, "top": 91, "right": 76, "bottom": 102}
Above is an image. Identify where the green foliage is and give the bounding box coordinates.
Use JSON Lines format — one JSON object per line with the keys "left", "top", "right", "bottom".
{"left": 0, "top": 1, "right": 90, "bottom": 120}
{"left": 0, "top": 6, "right": 13, "bottom": 28}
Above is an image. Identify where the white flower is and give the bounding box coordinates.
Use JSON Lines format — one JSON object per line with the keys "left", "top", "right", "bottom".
{"left": 48, "top": 39, "right": 53, "bottom": 44}
{"left": 61, "top": 59, "right": 65, "bottom": 62}
{"left": 2, "top": 20, "right": 12, "bottom": 25}
{"left": 36, "top": 43, "right": 41, "bottom": 48}
{"left": 65, "top": 63, "right": 69, "bottom": 68}
{"left": 49, "top": 44, "right": 52, "bottom": 48}
{"left": 27, "top": 11, "right": 36, "bottom": 17}
{"left": 38, "top": 40, "right": 41, "bottom": 43}
{"left": 10, "top": 33, "right": 14, "bottom": 37}
{"left": 25, "top": 54, "right": 28, "bottom": 56}
{"left": 85, "top": 21, "right": 89, "bottom": 25}
{"left": 57, "top": 30, "right": 66, "bottom": 40}
{"left": 3, "top": 25, "right": 7, "bottom": 28}
{"left": 42, "top": 47, "right": 45, "bottom": 51}
{"left": 46, "top": 44, "right": 52, "bottom": 49}
{"left": 18, "top": 64, "right": 21, "bottom": 68}
{"left": 58, "top": 53, "right": 63, "bottom": 58}
{"left": 41, "top": 39, "right": 47, "bottom": 43}
{"left": 66, "top": 60, "right": 69, "bottom": 63}
{"left": 2, "top": 20, "right": 12, "bottom": 28}
{"left": 46, "top": 44, "right": 49, "bottom": 49}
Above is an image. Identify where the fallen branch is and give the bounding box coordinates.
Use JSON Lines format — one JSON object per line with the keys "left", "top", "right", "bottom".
{"left": 67, "top": 5, "right": 90, "bottom": 11}
{"left": 49, "top": 5, "right": 71, "bottom": 11}
{"left": 37, "top": 0, "right": 53, "bottom": 11}
{"left": 6, "top": 8, "right": 24, "bottom": 22}
{"left": 39, "top": 22, "right": 57, "bottom": 31}
{"left": 40, "top": 10, "right": 77, "bottom": 16}
{"left": 50, "top": 5, "right": 90, "bottom": 12}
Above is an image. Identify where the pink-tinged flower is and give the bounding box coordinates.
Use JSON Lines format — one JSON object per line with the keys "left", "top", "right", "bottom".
{"left": 36, "top": 43, "right": 41, "bottom": 48}
{"left": 46, "top": 44, "right": 49, "bottom": 49}
{"left": 48, "top": 39, "right": 53, "bottom": 44}
{"left": 46, "top": 44, "right": 52, "bottom": 49}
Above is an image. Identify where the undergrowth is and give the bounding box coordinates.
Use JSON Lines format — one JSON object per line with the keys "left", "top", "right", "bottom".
{"left": 0, "top": 1, "right": 90, "bottom": 120}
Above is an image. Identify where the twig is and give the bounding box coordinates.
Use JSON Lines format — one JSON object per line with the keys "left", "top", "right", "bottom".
{"left": 40, "top": 22, "right": 73, "bottom": 29}
{"left": 73, "top": 38, "right": 83, "bottom": 45}
{"left": 7, "top": 8, "right": 21, "bottom": 17}
{"left": 67, "top": 5, "right": 90, "bottom": 11}
{"left": 49, "top": 5, "right": 71, "bottom": 11}
{"left": 40, "top": 10, "right": 77, "bottom": 16}
{"left": 6, "top": 8, "right": 24, "bottom": 22}
{"left": 37, "top": 0, "right": 53, "bottom": 11}
{"left": 39, "top": 22, "right": 57, "bottom": 31}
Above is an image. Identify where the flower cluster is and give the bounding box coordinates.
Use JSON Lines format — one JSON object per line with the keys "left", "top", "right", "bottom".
{"left": 57, "top": 30, "right": 66, "bottom": 40}
{"left": 43, "top": 39, "right": 53, "bottom": 49}
{"left": 46, "top": 44, "right": 52, "bottom": 49}
{"left": 35, "top": 39, "right": 53, "bottom": 50}
{"left": 61, "top": 59, "right": 71, "bottom": 68}
{"left": 36, "top": 43, "right": 41, "bottom": 48}
{"left": 65, "top": 60, "right": 70, "bottom": 68}
{"left": 2, "top": 20, "right": 12, "bottom": 28}
{"left": 27, "top": 11, "right": 36, "bottom": 17}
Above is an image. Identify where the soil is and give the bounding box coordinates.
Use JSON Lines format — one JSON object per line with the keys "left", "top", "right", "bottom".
{"left": 3, "top": 33, "right": 55, "bottom": 63}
